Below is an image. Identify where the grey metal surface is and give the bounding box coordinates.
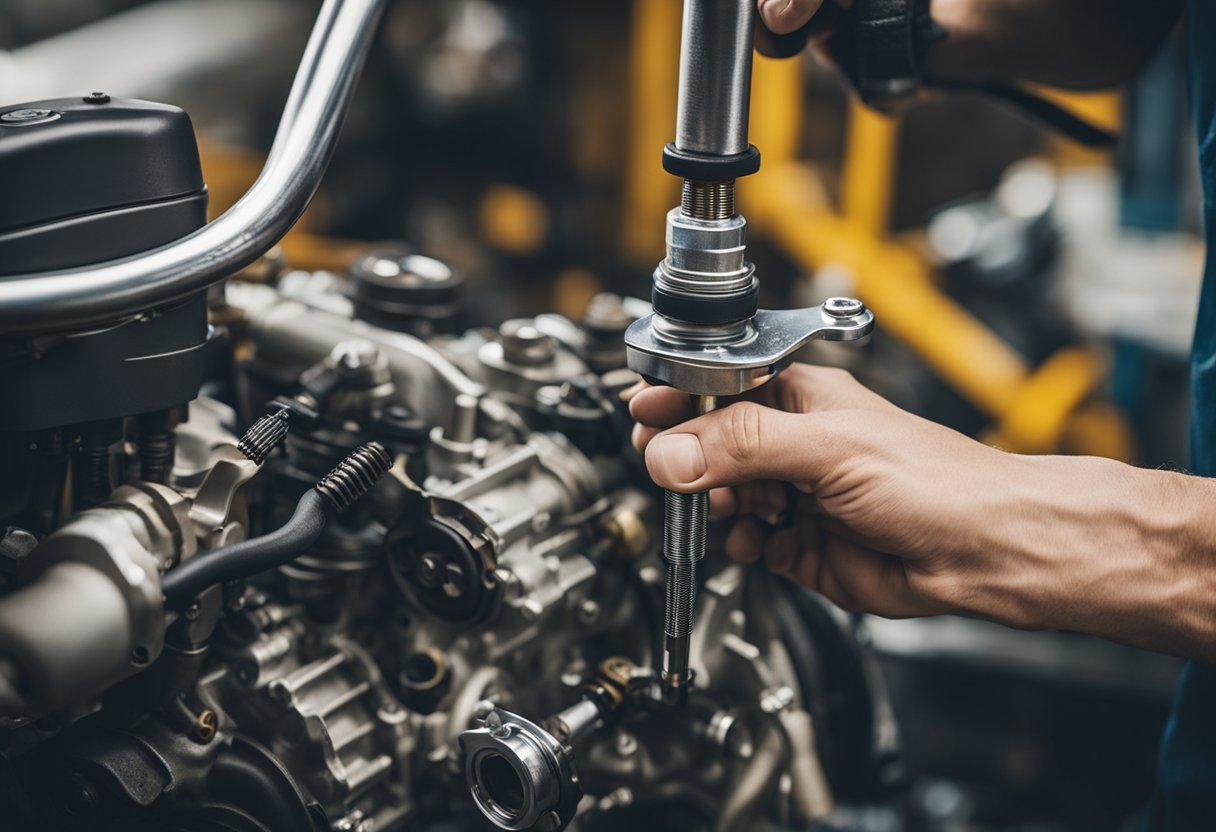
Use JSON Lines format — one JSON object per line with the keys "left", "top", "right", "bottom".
{"left": 0, "top": 0, "right": 386, "bottom": 334}
{"left": 459, "top": 705, "right": 586, "bottom": 832}
{"left": 656, "top": 208, "right": 753, "bottom": 298}
{"left": 674, "top": 0, "right": 756, "bottom": 157}
{"left": 625, "top": 302, "right": 875, "bottom": 396}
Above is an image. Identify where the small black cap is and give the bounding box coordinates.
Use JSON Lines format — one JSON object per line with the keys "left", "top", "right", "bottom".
{"left": 662, "top": 143, "right": 761, "bottom": 181}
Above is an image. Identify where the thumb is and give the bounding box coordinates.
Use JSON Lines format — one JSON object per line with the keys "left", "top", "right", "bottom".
{"left": 644, "top": 402, "right": 836, "bottom": 492}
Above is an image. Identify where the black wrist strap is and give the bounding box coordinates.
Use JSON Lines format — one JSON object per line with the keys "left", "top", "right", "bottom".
{"left": 830, "top": 0, "right": 942, "bottom": 104}
{"left": 829, "top": 0, "right": 1119, "bottom": 148}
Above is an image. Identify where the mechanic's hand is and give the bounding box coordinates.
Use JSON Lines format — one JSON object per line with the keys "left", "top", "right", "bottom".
{"left": 754, "top": 0, "right": 852, "bottom": 59}
{"left": 626, "top": 365, "right": 1183, "bottom": 639}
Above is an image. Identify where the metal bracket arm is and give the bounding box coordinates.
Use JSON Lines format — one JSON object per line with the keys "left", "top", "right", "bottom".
{"left": 624, "top": 303, "right": 874, "bottom": 397}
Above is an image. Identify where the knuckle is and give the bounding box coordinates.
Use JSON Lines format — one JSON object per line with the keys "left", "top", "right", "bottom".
{"left": 721, "top": 402, "right": 765, "bottom": 464}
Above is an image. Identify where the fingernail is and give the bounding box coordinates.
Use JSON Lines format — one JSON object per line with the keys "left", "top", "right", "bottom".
{"left": 648, "top": 433, "right": 707, "bottom": 487}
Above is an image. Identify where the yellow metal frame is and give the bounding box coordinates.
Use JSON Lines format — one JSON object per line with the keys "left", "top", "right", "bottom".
{"left": 624, "top": 2, "right": 1132, "bottom": 459}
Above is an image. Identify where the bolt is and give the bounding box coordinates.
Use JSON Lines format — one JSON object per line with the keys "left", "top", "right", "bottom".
{"left": 520, "top": 597, "right": 545, "bottom": 621}
{"left": 417, "top": 553, "right": 443, "bottom": 588}
{"left": 499, "top": 319, "right": 557, "bottom": 366}
{"left": 661, "top": 488, "right": 708, "bottom": 700}
{"left": 442, "top": 562, "right": 467, "bottom": 598}
{"left": 82, "top": 92, "right": 110, "bottom": 104}
{"left": 584, "top": 293, "right": 633, "bottom": 332}
{"left": 615, "top": 731, "right": 638, "bottom": 757}
{"left": 184, "top": 602, "right": 201, "bottom": 621}
{"left": 330, "top": 339, "right": 380, "bottom": 371}
{"left": 823, "top": 296, "right": 866, "bottom": 319}
{"left": 577, "top": 599, "right": 600, "bottom": 625}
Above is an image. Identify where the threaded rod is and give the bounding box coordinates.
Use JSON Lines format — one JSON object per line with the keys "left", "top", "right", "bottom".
{"left": 681, "top": 179, "right": 736, "bottom": 220}
{"left": 660, "top": 395, "right": 716, "bottom": 702}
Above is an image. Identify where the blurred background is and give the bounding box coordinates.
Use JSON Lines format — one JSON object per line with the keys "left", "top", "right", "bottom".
{"left": 1, "top": 0, "right": 1202, "bottom": 828}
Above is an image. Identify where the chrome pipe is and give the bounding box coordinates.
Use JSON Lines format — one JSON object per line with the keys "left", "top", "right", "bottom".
{"left": 0, "top": 0, "right": 386, "bottom": 335}
{"left": 674, "top": 0, "right": 756, "bottom": 158}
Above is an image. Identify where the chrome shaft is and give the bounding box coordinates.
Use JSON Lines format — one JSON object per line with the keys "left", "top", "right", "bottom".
{"left": 675, "top": 0, "right": 757, "bottom": 157}
{"left": 661, "top": 394, "right": 716, "bottom": 701}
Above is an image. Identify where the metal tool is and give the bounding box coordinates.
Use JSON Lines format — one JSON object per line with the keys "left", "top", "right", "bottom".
{"left": 625, "top": 0, "right": 874, "bottom": 704}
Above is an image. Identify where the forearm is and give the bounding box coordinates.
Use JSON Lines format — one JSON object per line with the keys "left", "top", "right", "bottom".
{"left": 970, "top": 457, "right": 1216, "bottom": 663}
{"left": 929, "top": 0, "right": 1184, "bottom": 90}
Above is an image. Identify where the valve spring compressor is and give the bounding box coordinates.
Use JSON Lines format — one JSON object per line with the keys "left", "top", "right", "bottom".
{"left": 624, "top": 0, "right": 876, "bottom": 704}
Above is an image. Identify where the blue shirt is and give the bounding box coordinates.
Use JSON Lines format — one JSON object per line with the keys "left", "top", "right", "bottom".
{"left": 1155, "top": 0, "right": 1216, "bottom": 826}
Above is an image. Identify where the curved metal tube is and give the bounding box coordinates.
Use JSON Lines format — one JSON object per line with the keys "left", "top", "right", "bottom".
{"left": 0, "top": 0, "right": 387, "bottom": 335}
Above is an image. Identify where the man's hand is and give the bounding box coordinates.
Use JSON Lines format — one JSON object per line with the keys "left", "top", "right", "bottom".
{"left": 628, "top": 365, "right": 1216, "bottom": 662}
{"left": 753, "top": 0, "right": 1184, "bottom": 91}
{"left": 754, "top": 0, "right": 850, "bottom": 59}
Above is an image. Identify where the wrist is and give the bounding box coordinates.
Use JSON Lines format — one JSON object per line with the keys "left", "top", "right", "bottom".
{"left": 972, "top": 457, "right": 1216, "bottom": 661}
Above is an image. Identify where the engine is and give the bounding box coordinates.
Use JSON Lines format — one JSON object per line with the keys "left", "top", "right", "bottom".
{"left": 0, "top": 258, "right": 900, "bottom": 830}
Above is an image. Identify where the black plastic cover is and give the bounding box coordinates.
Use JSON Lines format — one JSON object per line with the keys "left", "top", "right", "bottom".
{"left": 0, "top": 96, "right": 212, "bottom": 431}
{"left": 0, "top": 96, "right": 205, "bottom": 238}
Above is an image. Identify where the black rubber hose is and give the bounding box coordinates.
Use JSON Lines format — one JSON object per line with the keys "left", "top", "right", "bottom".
{"left": 161, "top": 441, "right": 391, "bottom": 609}
{"left": 161, "top": 489, "right": 330, "bottom": 609}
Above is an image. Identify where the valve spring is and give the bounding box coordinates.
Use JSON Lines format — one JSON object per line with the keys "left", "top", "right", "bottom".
{"left": 76, "top": 445, "right": 111, "bottom": 496}
{"left": 316, "top": 442, "right": 392, "bottom": 511}
{"left": 662, "top": 490, "right": 707, "bottom": 640}
{"left": 237, "top": 410, "right": 290, "bottom": 465}
{"left": 681, "top": 179, "right": 736, "bottom": 221}
{"left": 139, "top": 433, "right": 174, "bottom": 485}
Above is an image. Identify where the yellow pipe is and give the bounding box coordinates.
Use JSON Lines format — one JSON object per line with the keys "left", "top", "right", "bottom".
{"left": 753, "top": 161, "right": 1029, "bottom": 416}
{"left": 1061, "top": 401, "right": 1136, "bottom": 462}
{"left": 622, "top": 0, "right": 682, "bottom": 262}
{"left": 988, "top": 347, "right": 1109, "bottom": 454}
{"left": 749, "top": 52, "right": 805, "bottom": 167}
{"left": 840, "top": 102, "right": 900, "bottom": 236}
{"left": 753, "top": 161, "right": 1119, "bottom": 454}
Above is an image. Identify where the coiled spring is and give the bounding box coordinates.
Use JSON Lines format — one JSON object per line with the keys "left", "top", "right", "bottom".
{"left": 316, "top": 441, "right": 392, "bottom": 511}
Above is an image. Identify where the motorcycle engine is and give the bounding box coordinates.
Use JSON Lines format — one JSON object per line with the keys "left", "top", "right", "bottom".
{"left": 0, "top": 96, "right": 899, "bottom": 832}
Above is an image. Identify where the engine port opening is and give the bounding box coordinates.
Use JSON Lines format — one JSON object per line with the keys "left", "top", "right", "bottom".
{"left": 476, "top": 752, "right": 526, "bottom": 817}
{"left": 401, "top": 649, "right": 443, "bottom": 690}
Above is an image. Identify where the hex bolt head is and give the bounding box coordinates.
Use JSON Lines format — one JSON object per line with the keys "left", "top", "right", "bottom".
{"left": 499, "top": 319, "right": 557, "bottom": 366}
{"left": 823, "top": 297, "right": 866, "bottom": 319}
{"left": 330, "top": 339, "right": 380, "bottom": 371}
{"left": 83, "top": 92, "right": 110, "bottom": 104}
{"left": 417, "top": 553, "right": 443, "bottom": 588}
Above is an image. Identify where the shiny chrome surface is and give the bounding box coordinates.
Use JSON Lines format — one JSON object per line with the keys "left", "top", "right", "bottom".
{"left": 0, "top": 0, "right": 386, "bottom": 335}
{"left": 674, "top": 0, "right": 756, "bottom": 157}
{"left": 625, "top": 302, "right": 875, "bottom": 396}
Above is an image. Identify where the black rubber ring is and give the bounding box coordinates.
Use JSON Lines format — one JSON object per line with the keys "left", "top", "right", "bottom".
{"left": 652, "top": 279, "right": 759, "bottom": 325}
{"left": 662, "top": 143, "right": 762, "bottom": 180}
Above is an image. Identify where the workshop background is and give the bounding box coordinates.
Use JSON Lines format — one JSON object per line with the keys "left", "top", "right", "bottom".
{"left": 1, "top": 0, "right": 1202, "bottom": 829}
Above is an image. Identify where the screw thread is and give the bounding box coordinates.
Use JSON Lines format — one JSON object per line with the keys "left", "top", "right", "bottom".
{"left": 237, "top": 410, "right": 290, "bottom": 465}
{"left": 661, "top": 489, "right": 707, "bottom": 691}
{"left": 681, "top": 179, "right": 736, "bottom": 221}
{"left": 139, "top": 434, "right": 174, "bottom": 485}
{"left": 315, "top": 442, "right": 392, "bottom": 511}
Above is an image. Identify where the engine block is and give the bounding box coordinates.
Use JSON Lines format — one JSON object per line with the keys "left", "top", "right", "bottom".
{"left": 0, "top": 264, "right": 898, "bottom": 832}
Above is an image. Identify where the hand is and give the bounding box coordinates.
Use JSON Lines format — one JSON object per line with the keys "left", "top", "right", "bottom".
{"left": 754, "top": 0, "right": 852, "bottom": 60}
{"left": 628, "top": 365, "right": 1216, "bottom": 661}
